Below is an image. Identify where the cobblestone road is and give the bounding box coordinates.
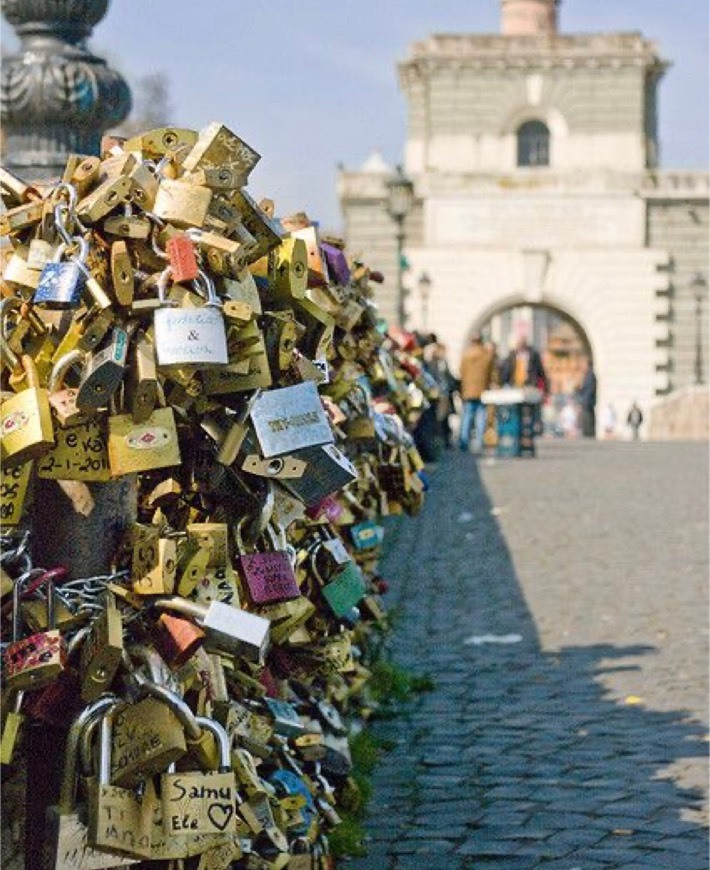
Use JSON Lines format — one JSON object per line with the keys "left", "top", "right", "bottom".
{"left": 351, "top": 441, "right": 709, "bottom": 869}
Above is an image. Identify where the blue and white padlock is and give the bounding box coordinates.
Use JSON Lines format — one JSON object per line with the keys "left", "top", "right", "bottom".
{"left": 33, "top": 237, "right": 89, "bottom": 310}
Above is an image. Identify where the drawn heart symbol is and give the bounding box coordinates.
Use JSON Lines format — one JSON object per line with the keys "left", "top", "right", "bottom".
{"left": 207, "top": 803, "right": 234, "bottom": 832}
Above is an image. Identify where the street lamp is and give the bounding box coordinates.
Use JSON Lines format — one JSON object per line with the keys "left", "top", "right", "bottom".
{"left": 418, "top": 271, "right": 432, "bottom": 333}
{"left": 385, "top": 165, "right": 415, "bottom": 328}
{"left": 691, "top": 272, "right": 707, "bottom": 385}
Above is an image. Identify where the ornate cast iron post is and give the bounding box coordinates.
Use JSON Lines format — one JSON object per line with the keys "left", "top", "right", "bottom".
{"left": 0, "top": 0, "right": 131, "bottom": 179}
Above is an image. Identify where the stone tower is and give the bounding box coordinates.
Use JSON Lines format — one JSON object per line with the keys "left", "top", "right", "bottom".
{"left": 338, "top": 0, "right": 708, "bottom": 431}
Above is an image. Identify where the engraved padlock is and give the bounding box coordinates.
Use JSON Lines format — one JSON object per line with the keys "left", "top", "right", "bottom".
{"left": 87, "top": 701, "right": 153, "bottom": 858}
{"left": 153, "top": 266, "right": 229, "bottom": 367}
{"left": 235, "top": 515, "right": 300, "bottom": 606}
{"left": 160, "top": 716, "right": 238, "bottom": 837}
{"left": 46, "top": 696, "right": 139, "bottom": 870}
{"left": 33, "top": 237, "right": 89, "bottom": 309}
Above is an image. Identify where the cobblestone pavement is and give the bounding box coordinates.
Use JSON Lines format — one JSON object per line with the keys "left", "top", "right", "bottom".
{"left": 350, "top": 441, "right": 709, "bottom": 870}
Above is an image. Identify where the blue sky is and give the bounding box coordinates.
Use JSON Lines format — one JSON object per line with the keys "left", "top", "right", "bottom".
{"left": 4, "top": 1, "right": 708, "bottom": 229}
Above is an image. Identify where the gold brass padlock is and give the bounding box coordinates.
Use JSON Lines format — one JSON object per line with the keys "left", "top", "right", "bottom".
{"left": 181, "top": 121, "right": 261, "bottom": 185}
{"left": 107, "top": 405, "right": 181, "bottom": 476}
{"left": 76, "top": 175, "right": 133, "bottom": 224}
{"left": 152, "top": 178, "right": 212, "bottom": 228}
{"left": 0, "top": 355, "right": 55, "bottom": 468}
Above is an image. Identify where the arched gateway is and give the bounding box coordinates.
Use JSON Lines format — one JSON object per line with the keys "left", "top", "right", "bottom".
{"left": 338, "top": 0, "right": 709, "bottom": 437}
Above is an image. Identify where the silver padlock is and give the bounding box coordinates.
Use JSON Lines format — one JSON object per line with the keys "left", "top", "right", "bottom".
{"left": 154, "top": 596, "right": 270, "bottom": 663}
{"left": 153, "top": 266, "right": 229, "bottom": 368}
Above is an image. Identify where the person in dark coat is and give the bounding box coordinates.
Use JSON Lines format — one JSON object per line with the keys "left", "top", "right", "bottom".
{"left": 576, "top": 358, "right": 597, "bottom": 438}
{"left": 500, "top": 338, "right": 549, "bottom": 392}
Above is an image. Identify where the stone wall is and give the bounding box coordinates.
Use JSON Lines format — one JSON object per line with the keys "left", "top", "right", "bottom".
{"left": 648, "top": 385, "right": 710, "bottom": 440}
{"left": 646, "top": 198, "right": 710, "bottom": 392}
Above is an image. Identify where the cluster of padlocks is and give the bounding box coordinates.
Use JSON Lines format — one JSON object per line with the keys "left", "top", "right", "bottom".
{"left": 0, "top": 122, "right": 436, "bottom": 868}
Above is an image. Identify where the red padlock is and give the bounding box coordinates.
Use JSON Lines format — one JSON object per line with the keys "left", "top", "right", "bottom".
{"left": 166, "top": 233, "right": 199, "bottom": 283}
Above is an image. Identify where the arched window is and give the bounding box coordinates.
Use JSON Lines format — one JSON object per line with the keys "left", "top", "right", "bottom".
{"left": 517, "top": 120, "right": 550, "bottom": 167}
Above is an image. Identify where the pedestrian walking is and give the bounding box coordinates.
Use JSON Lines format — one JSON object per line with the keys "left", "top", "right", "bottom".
{"left": 458, "top": 334, "right": 493, "bottom": 453}
{"left": 576, "top": 358, "right": 597, "bottom": 438}
{"left": 424, "top": 340, "right": 456, "bottom": 449}
{"left": 601, "top": 402, "right": 617, "bottom": 439}
{"left": 560, "top": 400, "right": 579, "bottom": 439}
{"left": 627, "top": 401, "right": 644, "bottom": 440}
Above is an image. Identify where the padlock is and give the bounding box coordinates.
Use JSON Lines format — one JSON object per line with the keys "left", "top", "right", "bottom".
{"left": 33, "top": 237, "right": 90, "bottom": 308}
{"left": 235, "top": 517, "right": 300, "bottom": 605}
{"left": 87, "top": 701, "right": 153, "bottom": 858}
{"left": 124, "top": 330, "right": 157, "bottom": 423}
{"left": 166, "top": 232, "right": 200, "bottom": 282}
{"left": 79, "top": 592, "right": 123, "bottom": 702}
{"left": 128, "top": 523, "right": 177, "bottom": 595}
{"left": 3, "top": 244, "right": 43, "bottom": 290}
{"left": 0, "top": 354, "right": 55, "bottom": 468}
{"left": 160, "top": 716, "right": 238, "bottom": 836}
{"left": 154, "top": 596, "right": 271, "bottom": 663}
{"left": 110, "top": 240, "right": 135, "bottom": 306}
{"left": 0, "top": 690, "right": 25, "bottom": 766}
{"left": 107, "top": 404, "right": 182, "bottom": 476}
{"left": 182, "top": 121, "right": 261, "bottom": 182}
{"left": 0, "top": 166, "right": 42, "bottom": 206}
{"left": 123, "top": 126, "right": 198, "bottom": 158}
{"left": 46, "top": 696, "right": 139, "bottom": 870}
{"left": 103, "top": 203, "right": 152, "bottom": 239}
{"left": 153, "top": 266, "right": 229, "bottom": 367}
{"left": 310, "top": 546, "right": 366, "bottom": 620}
{"left": 4, "top": 572, "right": 67, "bottom": 691}
{"left": 230, "top": 188, "right": 283, "bottom": 262}
{"left": 66, "top": 154, "right": 101, "bottom": 194}
{"left": 110, "top": 682, "right": 189, "bottom": 788}
{"left": 76, "top": 174, "right": 132, "bottom": 224}
{"left": 155, "top": 613, "right": 206, "bottom": 668}
{"left": 75, "top": 325, "right": 130, "bottom": 411}
{"left": 249, "top": 382, "right": 333, "bottom": 459}
{"left": 281, "top": 444, "right": 358, "bottom": 507}
{"left": 46, "top": 349, "right": 87, "bottom": 427}
{"left": 153, "top": 177, "right": 212, "bottom": 228}
{"left": 0, "top": 459, "right": 33, "bottom": 526}
{"left": 0, "top": 198, "right": 44, "bottom": 236}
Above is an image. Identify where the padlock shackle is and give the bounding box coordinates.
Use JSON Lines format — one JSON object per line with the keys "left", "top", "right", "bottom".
{"left": 128, "top": 642, "right": 175, "bottom": 689}
{"left": 193, "top": 269, "right": 222, "bottom": 309}
{"left": 0, "top": 295, "right": 23, "bottom": 340}
{"left": 10, "top": 568, "right": 54, "bottom": 641}
{"left": 48, "top": 349, "right": 86, "bottom": 392}
{"left": 59, "top": 695, "right": 117, "bottom": 813}
{"left": 98, "top": 701, "right": 126, "bottom": 784}
{"left": 194, "top": 715, "right": 231, "bottom": 772}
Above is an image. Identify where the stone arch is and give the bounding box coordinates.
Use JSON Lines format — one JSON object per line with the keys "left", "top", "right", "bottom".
{"left": 468, "top": 295, "right": 596, "bottom": 365}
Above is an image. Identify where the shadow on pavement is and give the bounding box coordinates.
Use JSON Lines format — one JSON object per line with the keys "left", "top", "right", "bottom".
{"left": 351, "top": 452, "right": 709, "bottom": 870}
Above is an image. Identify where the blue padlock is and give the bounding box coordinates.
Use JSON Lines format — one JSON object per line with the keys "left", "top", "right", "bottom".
{"left": 33, "top": 238, "right": 88, "bottom": 309}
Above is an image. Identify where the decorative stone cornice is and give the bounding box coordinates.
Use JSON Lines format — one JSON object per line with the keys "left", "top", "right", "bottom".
{"left": 399, "top": 32, "right": 669, "bottom": 86}
{"left": 1, "top": 0, "right": 131, "bottom": 178}
{"left": 337, "top": 167, "right": 709, "bottom": 203}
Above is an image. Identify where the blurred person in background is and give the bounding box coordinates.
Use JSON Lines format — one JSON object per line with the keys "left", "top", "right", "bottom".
{"left": 626, "top": 401, "right": 644, "bottom": 441}
{"left": 501, "top": 336, "right": 548, "bottom": 393}
{"left": 424, "top": 338, "right": 456, "bottom": 449}
{"left": 601, "top": 402, "right": 617, "bottom": 439}
{"left": 458, "top": 334, "right": 493, "bottom": 454}
{"left": 576, "top": 358, "right": 597, "bottom": 438}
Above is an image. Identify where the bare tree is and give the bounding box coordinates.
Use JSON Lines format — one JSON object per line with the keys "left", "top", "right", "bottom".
{"left": 115, "top": 72, "right": 174, "bottom": 136}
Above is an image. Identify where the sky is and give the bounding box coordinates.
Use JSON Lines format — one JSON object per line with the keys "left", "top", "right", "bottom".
{"left": 3, "top": 1, "right": 708, "bottom": 230}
